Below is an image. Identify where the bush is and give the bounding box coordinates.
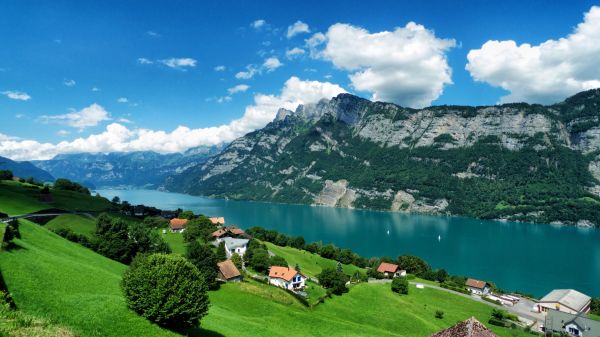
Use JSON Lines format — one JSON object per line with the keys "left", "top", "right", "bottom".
{"left": 269, "top": 255, "right": 288, "bottom": 267}
{"left": 318, "top": 268, "right": 349, "bottom": 295}
{"left": 121, "top": 254, "right": 209, "bottom": 329}
{"left": 231, "top": 253, "right": 243, "bottom": 270}
{"left": 488, "top": 318, "right": 507, "bottom": 327}
{"left": 186, "top": 241, "right": 219, "bottom": 290}
{"left": 0, "top": 170, "right": 13, "bottom": 181}
{"left": 435, "top": 310, "right": 444, "bottom": 319}
{"left": 391, "top": 277, "right": 409, "bottom": 295}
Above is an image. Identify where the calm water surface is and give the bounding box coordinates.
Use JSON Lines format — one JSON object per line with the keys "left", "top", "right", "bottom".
{"left": 97, "top": 189, "right": 600, "bottom": 297}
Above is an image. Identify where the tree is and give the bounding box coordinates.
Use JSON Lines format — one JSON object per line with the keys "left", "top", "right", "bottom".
{"left": 435, "top": 269, "right": 449, "bottom": 283}
{"left": 336, "top": 261, "right": 343, "bottom": 273}
{"left": 53, "top": 178, "right": 90, "bottom": 195}
{"left": 111, "top": 196, "right": 121, "bottom": 204}
{"left": 121, "top": 254, "right": 209, "bottom": 329}
{"left": 319, "top": 244, "right": 337, "bottom": 259}
{"left": 294, "top": 263, "right": 301, "bottom": 273}
{"left": 95, "top": 214, "right": 133, "bottom": 263}
{"left": 128, "top": 222, "right": 171, "bottom": 256}
{"left": 337, "top": 249, "right": 355, "bottom": 265}
{"left": 0, "top": 170, "right": 13, "bottom": 181}
{"left": 216, "top": 241, "right": 227, "bottom": 261}
{"left": 397, "top": 255, "right": 431, "bottom": 277}
{"left": 40, "top": 186, "right": 50, "bottom": 194}
{"left": 249, "top": 249, "right": 270, "bottom": 273}
{"left": 178, "top": 210, "right": 195, "bottom": 220}
{"left": 231, "top": 253, "right": 243, "bottom": 270}
{"left": 318, "top": 268, "right": 348, "bottom": 295}
{"left": 183, "top": 217, "right": 215, "bottom": 242}
{"left": 391, "top": 277, "right": 409, "bottom": 294}
{"left": 269, "top": 255, "right": 287, "bottom": 267}
{"left": 289, "top": 236, "right": 305, "bottom": 249}
{"left": 186, "top": 241, "right": 219, "bottom": 290}
{"left": 591, "top": 298, "right": 600, "bottom": 315}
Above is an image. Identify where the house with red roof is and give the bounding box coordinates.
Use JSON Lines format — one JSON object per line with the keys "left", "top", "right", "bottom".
{"left": 169, "top": 218, "right": 188, "bottom": 233}
{"left": 465, "top": 278, "right": 490, "bottom": 295}
{"left": 268, "top": 266, "right": 306, "bottom": 291}
{"left": 211, "top": 225, "right": 248, "bottom": 241}
{"left": 217, "top": 260, "right": 242, "bottom": 283}
{"left": 376, "top": 262, "right": 406, "bottom": 278}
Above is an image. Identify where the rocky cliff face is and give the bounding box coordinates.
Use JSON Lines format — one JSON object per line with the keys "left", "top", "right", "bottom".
{"left": 166, "top": 89, "right": 600, "bottom": 226}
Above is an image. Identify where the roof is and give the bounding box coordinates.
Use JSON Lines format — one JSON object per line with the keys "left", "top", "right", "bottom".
{"left": 465, "top": 278, "right": 488, "bottom": 290}
{"left": 217, "top": 260, "right": 241, "bottom": 280}
{"left": 269, "top": 266, "right": 302, "bottom": 282}
{"left": 209, "top": 217, "right": 225, "bottom": 225}
{"left": 169, "top": 218, "right": 188, "bottom": 230}
{"left": 228, "top": 227, "right": 245, "bottom": 235}
{"left": 539, "top": 289, "right": 591, "bottom": 312}
{"left": 377, "top": 262, "right": 400, "bottom": 274}
{"left": 222, "top": 237, "right": 249, "bottom": 249}
{"left": 212, "top": 228, "right": 228, "bottom": 237}
{"left": 545, "top": 309, "right": 600, "bottom": 334}
{"left": 429, "top": 317, "right": 498, "bottom": 337}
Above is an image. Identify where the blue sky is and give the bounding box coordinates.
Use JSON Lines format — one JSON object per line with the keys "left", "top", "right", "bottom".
{"left": 1, "top": 0, "right": 599, "bottom": 160}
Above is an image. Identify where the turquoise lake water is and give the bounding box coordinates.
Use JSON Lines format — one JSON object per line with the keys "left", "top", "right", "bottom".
{"left": 96, "top": 189, "right": 600, "bottom": 297}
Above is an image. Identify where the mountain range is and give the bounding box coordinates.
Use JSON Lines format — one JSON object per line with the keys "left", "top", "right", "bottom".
{"left": 0, "top": 155, "right": 54, "bottom": 182}
{"left": 164, "top": 89, "right": 600, "bottom": 227}
{"left": 32, "top": 145, "right": 223, "bottom": 189}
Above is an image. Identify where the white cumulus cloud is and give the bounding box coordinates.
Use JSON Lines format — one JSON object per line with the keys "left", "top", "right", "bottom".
{"left": 251, "top": 19, "right": 266, "bottom": 30}
{"left": 287, "top": 21, "right": 310, "bottom": 39}
{"left": 159, "top": 58, "right": 197, "bottom": 69}
{"left": 38, "top": 103, "right": 110, "bottom": 130}
{"left": 228, "top": 84, "right": 250, "bottom": 95}
{"left": 263, "top": 57, "right": 283, "bottom": 72}
{"left": 63, "top": 79, "right": 76, "bottom": 87}
{"left": 466, "top": 6, "right": 600, "bottom": 104}
{"left": 117, "top": 97, "right": 129, "bottom": 103}
{"left": 137, "top": 57, "right": 153, "bottom": 65}
{"left": 214, "top": 65, "right": 226, "bottom": 71}
{"left": 286, "top": 47, "right": 306, "bottom": 59}
{"left": 235, "top": 65, "right": 258, "bottom": 79}
{"left": 2, "top": 90, "right": 31, "bottom": 101}
{"left": 311, "top": 23, "right": 455, "bottom": 108}
{"left": 0, "top": 77, "right": 346, "bottom": 160}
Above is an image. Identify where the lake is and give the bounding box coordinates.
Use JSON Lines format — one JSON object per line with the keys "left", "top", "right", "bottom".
{"left": 97, "top": 188, "right": 600, "bottom": 297}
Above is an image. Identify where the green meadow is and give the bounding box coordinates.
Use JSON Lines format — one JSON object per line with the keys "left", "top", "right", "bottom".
{"left": 0, "top": 218, "right": 531, "bottom": 337}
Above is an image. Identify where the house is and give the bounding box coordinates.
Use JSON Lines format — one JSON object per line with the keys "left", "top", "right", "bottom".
{"left": 222, "top": 237, "right": 249, "bottom": 257}
{"left": 544, "top": 309, "right": 600, "bottom": 336}
{"left": 538, "top": 289, "right": 591, "bottom": 315}
{"left": 465, "top": 278, "right": 490, "bottom": 295}
{"left": 169, "top": 218, "right": 188, "bottom": 233}
{"left": 133, "top": 205, "right": 145, "bottom": 217}
{"left": 376, "top": 262, "right": 406, "bottom": 278}
{"left": 429, "top": 317, "right": 498, "bottom": 337}
{"left": 211, "top": 225, "right": 248, "bottom": 241}
{"left": 209, "top": 217, "right": 225, "bottom": 225}
{"left": 217, "top": 260, "right": 242, "bottom": 282}
{"left": 160, "top": 210, "right": 178, "bottom": 219}
{"left": 268, "top": 266, "right": 306, "bottom": 291}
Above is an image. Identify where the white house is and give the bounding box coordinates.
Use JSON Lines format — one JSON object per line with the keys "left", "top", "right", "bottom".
{"left": 376, "top": 262, "right": 406, "bottom": 278}
{"left": 222, "top": 237, "right": 249, "bottom": 258}
{"left": 268, "top": 266, "right": 306, "bottom": 291}
{"left": 544, "top": 309, "right": 600, "bottom": 336}
{"left": 538, "top": 289, "right": 591, "bottom": 315}
{"left": 465, "top": 278, "right": 490, "bottom": 295}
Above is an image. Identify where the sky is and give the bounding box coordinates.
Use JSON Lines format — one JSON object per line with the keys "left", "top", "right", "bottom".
{"left": 1, "top": 0, "right": 599, "bottom": 160}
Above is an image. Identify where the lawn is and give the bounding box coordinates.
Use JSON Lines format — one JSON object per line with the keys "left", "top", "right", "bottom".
{"left": 158, "top": 229, "right": 187, "bottom": 255}
{"left": 264, "top": 241, "right": 365, "bottom": 278}
{"left": 45, "top": 214, "right": 97, "bottom": 238}
{"left": 202, "top": 281, "right": 531, "bottom": 337}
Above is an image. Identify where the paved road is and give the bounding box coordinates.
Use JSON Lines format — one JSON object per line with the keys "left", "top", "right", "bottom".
{"left": 1, "top": 211, "right": 93, "bottom": 223}
{"left": 369, "top": 278, "right": 543, "bottom": 324}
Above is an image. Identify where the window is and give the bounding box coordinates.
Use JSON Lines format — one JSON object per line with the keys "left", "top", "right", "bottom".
{"left": 568, "top": 327, "right": 580, "bottom": 336}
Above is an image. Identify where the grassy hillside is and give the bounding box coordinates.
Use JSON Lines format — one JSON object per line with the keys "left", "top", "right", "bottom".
{"left": 45, "top": 214, "right": 97, "bottom": 238}
{"left": 0, "top": 220, "right": 181, "bottom": 337}
{"left": 0, "top": 180, "right": 115, "bottom": 216}
{"left": 0, "top": 218, "right": 531, "bottom": 337}
{"left": 264, "top": 241, "right": 363, "bottom": 278}
{"left": 157, "top": 229, "right": 187, "bottom": 255}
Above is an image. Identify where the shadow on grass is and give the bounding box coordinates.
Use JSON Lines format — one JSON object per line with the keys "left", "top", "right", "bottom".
{"left": 2, "top": 241, "right": 27, "bottom": 251}
{"left": 185, "top": 327, "right": 226, "bottom": 337}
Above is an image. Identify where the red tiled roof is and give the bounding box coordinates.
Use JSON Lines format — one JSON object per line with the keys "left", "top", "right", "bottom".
{"left": 169, "top": 218, "right": 188, "bottom": 230}
{"left": 209, "top": 217, "right": 225, "bottom": 225}
{"left": 465, "top": 278, "right": 488, "bottom": 289}
{"left": 429, "top": 317, "right": 498, "bottom": 337}
{"left": 212, "top": 228, "right": 227, "bottom": 237}
{"left": 217, "top": 260, "right": 241, "bottom": 280}
{"left": 377, "top": 262, "right": 400, "bottom": 274}
{"left": 269, "top": 266, "right": 300, "bottom": 282}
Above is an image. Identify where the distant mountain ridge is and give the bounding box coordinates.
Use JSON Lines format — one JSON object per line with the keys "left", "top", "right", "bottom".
{"left": 33, "top": 145, "right": 224, "bottom": 189}
{"left": 0, "top": 155, "right": 54, "bottom": 182}
{"left": 165, "top": 89, "right": 600, "bottom": 227}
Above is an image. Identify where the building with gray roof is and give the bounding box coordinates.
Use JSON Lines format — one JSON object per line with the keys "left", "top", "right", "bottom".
{"left": 538, "top": 289, "right": 592, "bottom": 315}
{"left": 544, "top": 309, "right": 600, "bottom": 337}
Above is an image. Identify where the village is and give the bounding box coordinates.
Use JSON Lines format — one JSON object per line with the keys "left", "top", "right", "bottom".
{"left": 164, "top": 214, "right": 599, "bottom": 337}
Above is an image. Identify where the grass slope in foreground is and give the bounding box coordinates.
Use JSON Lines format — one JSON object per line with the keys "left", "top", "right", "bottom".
{"left": 1, "top": 219, "right": 531, "bottom": 337}
{"left": 45, "top": 214, "right": 97, "bottom": 238}
{"left": 0, "top": 220, "right": 180, "bottom": 337}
